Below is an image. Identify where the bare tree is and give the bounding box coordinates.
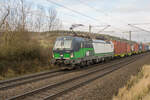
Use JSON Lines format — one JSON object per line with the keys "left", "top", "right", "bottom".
{"left": 34, "top": 5, "right": 46, "bottom": 32}
{"left": 18, "top": 0, "right": 31, "bottom": 31}
{"left": 0, "top": 9, "right": 10, "bottom": 30}
{"left": 47, "top": 7, "right": 57, "bottom": 31}
{"left": 0, "top": 1, "right": 10, "bottom": 30}
{"left": 0, "top": 0, "right": 61, "bottom": 32}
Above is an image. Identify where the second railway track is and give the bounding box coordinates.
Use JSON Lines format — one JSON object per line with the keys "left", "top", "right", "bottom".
{"left": 0, "top": 69, "right": 63, "bottom": 90}
{"left": 6, "top": 53, "right": 147, "bottom": 100}
{"left": 0, "top": 53, "right": 139, "bottom": 91}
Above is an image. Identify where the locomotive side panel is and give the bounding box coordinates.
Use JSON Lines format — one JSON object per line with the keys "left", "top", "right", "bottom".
{"left": 92, "top": 40, "right": 114, "bottom": 57}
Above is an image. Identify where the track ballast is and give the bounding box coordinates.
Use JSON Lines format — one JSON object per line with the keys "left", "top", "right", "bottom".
{"left": 6, "top": 53, "right": 147, "bottom": 100}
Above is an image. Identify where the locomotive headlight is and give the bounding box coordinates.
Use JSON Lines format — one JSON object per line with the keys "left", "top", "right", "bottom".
{"left": 60, "top": 54, "right": 63, "bottom": 57}
{"left": 52, "top": 53, "right": 54, "bottom": 58}
{"left": 70, "top": 53, "right": 74, "bottom": 58}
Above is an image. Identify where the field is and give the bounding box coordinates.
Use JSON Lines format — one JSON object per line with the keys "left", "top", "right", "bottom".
{"left": 113, "top": 65, "right": 150, "bottom": 100}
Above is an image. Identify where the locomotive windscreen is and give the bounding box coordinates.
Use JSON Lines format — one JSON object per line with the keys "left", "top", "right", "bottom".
{"left": 53, "top": 37, "right": 72, "bottom": 50}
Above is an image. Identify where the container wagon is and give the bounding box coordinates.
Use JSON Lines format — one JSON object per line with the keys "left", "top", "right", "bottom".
{"left": 133, "top": 43, "right": 139, "bottom": 54}
{"left": 127, "top": 43, "right": 132, "bottom": 56}
{"left": 112, "top": 40, "right": 128, "bottom": 57}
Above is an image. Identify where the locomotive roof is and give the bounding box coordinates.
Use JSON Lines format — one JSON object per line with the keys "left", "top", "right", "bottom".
{"left": 56, "top": 36, "right": 111, "bottom": 44}
{"left": 57, "top": 36, "right": 89, "bottom": 40}
{"left": 92, "top": 39, "right": 111, "bottom": 44}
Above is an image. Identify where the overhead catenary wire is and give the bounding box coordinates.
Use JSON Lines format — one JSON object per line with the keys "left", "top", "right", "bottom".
{"left": 46, "top": 0, "right": 127, "bottom": 33}
{"left": 77, "top": 1, "right": 150, "bottom": 36}
{"left": 128, "top": 24, "right": 150, "bottom": 33}
{"left": 45, "top": 0, "right": 150, "bottom": 42}
{"left": 46, "top": 0, "right": 102, "bottom": 23}
{"left": 77, "top": 0, "right": 129, "bottom": 26}
{"left": 77, "top": 0, "right": 127, "bottom": 32}
{"left": 131, "top": 23, "right": 150, "bottom": 25}
{"left": 78, "top": 0, "right": 109, "bottom": 16}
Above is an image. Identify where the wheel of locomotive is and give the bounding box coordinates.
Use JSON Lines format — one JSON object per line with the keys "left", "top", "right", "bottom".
{"left": 101, "top": 58, "right": 105, "bottom": 63}
{"left": 86, "top": 61, "right": 90, "bottom": 66}
{"left": 97, "top": 58, "right": 101, "bottom": 63}
{"left": 76, "top": 65, "right": 81, "bottom": 69}
{"left": 93, "top": 59, "right": 97, "bottom": 64}
{"left": 90, "top": 60, "right": 94, "bottom": 65}
{"left": 80, "top": 61, "right": 86, "bottom": 68}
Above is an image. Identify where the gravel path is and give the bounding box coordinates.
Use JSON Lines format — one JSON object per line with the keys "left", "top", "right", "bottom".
{"left": 55, "top": 53, "right": 150, "bottom": 100}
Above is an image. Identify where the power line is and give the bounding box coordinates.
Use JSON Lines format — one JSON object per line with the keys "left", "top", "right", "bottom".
{"left": 78, "top": 0, "right": 108, "bottom": 16}
{"left": 76, "top": 0, "right": 127, "bottom": 32}
{"left": 128, "top": 24, "right": 150, "bottom": 33}
{"left": 77, "top": 0, "right": 130, "bottom": 25}
{"left": 78, "top": 0, "right": 143, "bottom": 35}
{"left": 130, "top": 23, "right": 150, "bottom": 25}
{"left": 46, "top": 0, "right": 101, "bottom": 22}
{"left": 46, "top": 0, "right": 126, "bottom": 32}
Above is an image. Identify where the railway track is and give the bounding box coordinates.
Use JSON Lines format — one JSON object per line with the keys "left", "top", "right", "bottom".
{"left": 0, "top": 60, "right": 110, "bottom": 91}
{"left": 0, "top": 69, "right": 63, "bottom": 90}
{"left": 0, "top": 54, "right": 133, "bottom": 91}
{"left": 6, "top": 53, "right": 146, "bottom": 100}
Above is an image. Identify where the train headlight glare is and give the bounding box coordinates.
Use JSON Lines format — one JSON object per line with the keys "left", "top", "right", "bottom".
{"left": 71, "top": 53, "right": 74, "bottom": 58}
{"left": 60, "top": 54, "right": 63, "bottom": 57}
{"left": 52, "top": 53, "right": 54, "bottom": 58}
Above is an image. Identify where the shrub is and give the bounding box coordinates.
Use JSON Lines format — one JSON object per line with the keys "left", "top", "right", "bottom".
{"left": 0, "top": 30, "right": 51, "bottom": 79}
{"left": 113, "top": 65, "right": 150, "bottom": 100}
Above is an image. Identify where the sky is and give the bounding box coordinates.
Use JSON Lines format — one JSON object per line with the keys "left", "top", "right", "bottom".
{"left": 6, "top": 0, "right": 150, "bottom": 42}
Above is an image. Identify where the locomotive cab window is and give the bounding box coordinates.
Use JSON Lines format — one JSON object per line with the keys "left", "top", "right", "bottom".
{"left": 53, "top": 37, "right": 72, "bottom": 50}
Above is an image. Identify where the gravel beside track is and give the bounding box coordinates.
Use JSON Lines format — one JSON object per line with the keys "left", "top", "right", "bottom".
{"left": 0, "top": 69, "right": 59, "bottom": 84}
{"left": 0, "top": 55, "right": 135, "bottom": 100}
{"left": 5, "top": 53, "right": 144, "bottom": 100}
{"left": 0, "top": 70, "right": 64, "bottom": 90}
{"left": 55, "top": 52, "right": 150, "bottom": 100}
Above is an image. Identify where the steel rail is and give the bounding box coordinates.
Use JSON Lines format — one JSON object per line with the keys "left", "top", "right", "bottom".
{"left": 44, "top": 55, "right": 141, "bottom": 100}
{"left": 7, "top": 54, "right": 145, "bottom": 100}
{"left": 0, "top": 69, "right": 61, "bottom": 90}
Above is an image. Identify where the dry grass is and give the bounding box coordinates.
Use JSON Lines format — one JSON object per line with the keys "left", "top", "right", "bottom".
{"left": 113, "top": 65, "right": 150, "bottom": 100}
{"left": 0, "top": 31, "right": 54, "bottom": 80}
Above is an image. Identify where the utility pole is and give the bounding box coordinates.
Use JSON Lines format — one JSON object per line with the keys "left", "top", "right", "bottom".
{"left": 129, "top": 31, "right": 131, "bottom": 41}
{"left": 123, "top": 31, "right": 137, "bottom": 41}
{"left": 128, "top": 24, "right": 150, "bottom": 42}
{"left": 89, "top": 25, "right": 92, "bottom": 33}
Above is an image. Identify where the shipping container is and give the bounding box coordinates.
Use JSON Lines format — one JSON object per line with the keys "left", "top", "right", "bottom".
{"left": 133, "top": 43, "right": 139, "bottom": 53}
{"left": 142, "top": 44, "right": 145, "bottom": 52}
{"left": 131, "top": 44, "right": 134, "bottom": 52}
{"left": 145, "top": 45, "right": 149, "bottom": 51}
{"left": 139, "top": 44, "right": 143, "bottom": 52}
{"left": 112, "top": 40, "right": 128, "bottom": 57}
{"left": 127, "top": 44, "right": 131, "bottom": 53}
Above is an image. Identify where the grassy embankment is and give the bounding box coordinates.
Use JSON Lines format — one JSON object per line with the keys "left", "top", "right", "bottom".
{"left": 0, "top": 31, "right": 59, "bottom": 80}
{"left": 113, "top": 65, "right": 150, "bottom": 100}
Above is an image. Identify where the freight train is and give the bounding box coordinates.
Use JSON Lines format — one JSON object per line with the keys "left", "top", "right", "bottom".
{"left": 51, "top": 36, "right": 150, "bottom": 69}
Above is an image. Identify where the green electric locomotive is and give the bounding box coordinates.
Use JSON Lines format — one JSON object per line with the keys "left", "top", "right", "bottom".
{"left": 51, "top": 36, "right": 114, "bottom": 69}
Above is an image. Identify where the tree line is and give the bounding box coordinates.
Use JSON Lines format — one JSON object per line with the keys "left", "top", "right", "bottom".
{"left": 0, "top": 0, "right": 62, "bottom": 32}
{"left": 0, "top": 0, "right": 60, "bottom": 79}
